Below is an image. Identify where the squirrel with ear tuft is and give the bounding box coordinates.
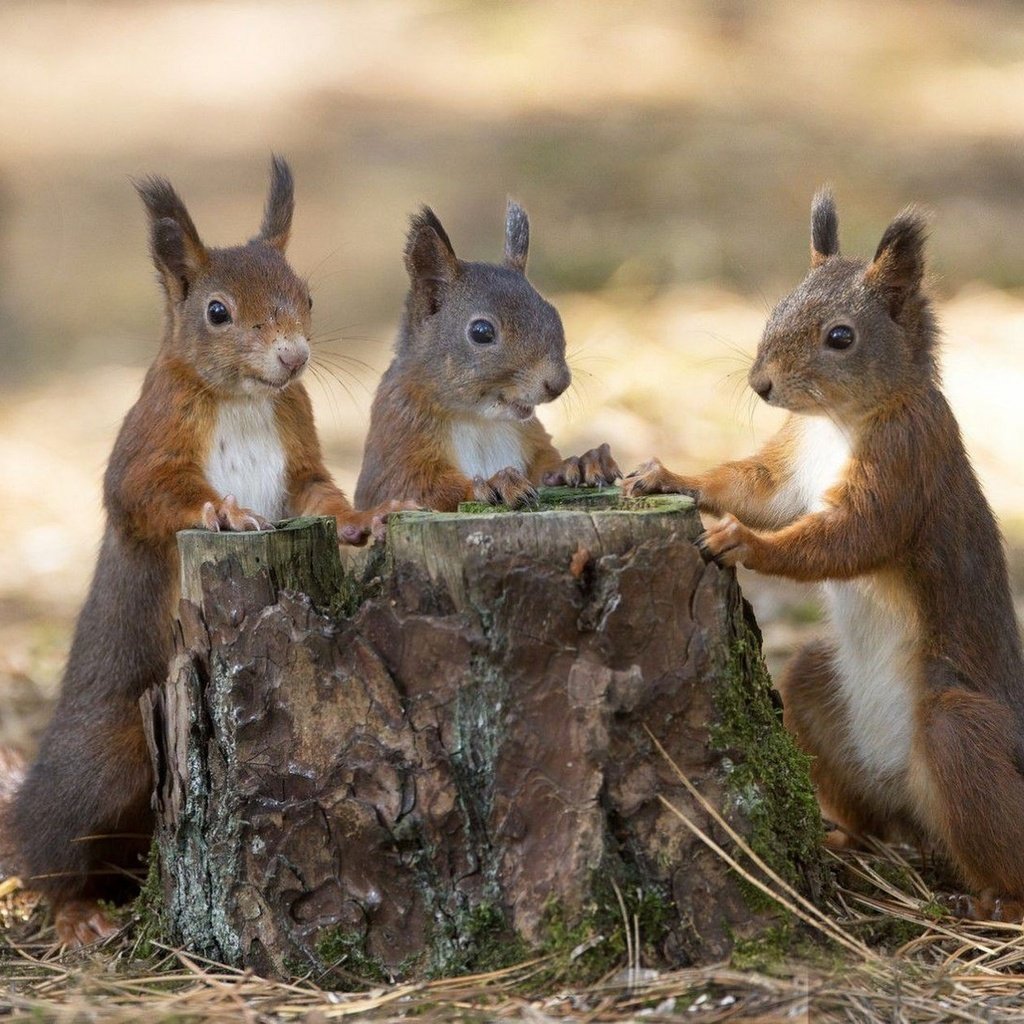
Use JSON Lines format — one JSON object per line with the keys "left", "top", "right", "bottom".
{"left": 355, "top": 200, "right": 620, "bottom": 512}
{"left": 625, "top": 190, "right": 1024, "bottom": 921}
{"left": 8, "top": 157, "right": 402, "bottom": 947}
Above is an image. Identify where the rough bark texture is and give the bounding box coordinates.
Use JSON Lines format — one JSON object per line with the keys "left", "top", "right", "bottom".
{"left": 144, "top": 489, "right": 830, "bottom": 980}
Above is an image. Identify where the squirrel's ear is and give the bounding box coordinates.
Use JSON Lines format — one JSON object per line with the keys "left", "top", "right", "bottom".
{"left": 504, "top": 199, "right": 529, "bottom": 274}
{"left": 134, "top": 176, "right": 208, "bottom": 302}
{"left": 865, "top": 206, "right": 928, "bottom": 317}
{"left": 258, "top": 155, "right": 294, "bottom": 252}
{"left": 810, "top": 187, "right": 839, "bottom": 268}
{"left": 404, "top": 207, "right": 459, "bottom": 314}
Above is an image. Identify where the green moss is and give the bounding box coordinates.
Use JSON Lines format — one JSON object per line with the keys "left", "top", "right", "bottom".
{"left": 529, "top": 870, "right": 674, "bottom": 984}
{"left": 130, "top": 842, "right": 169, "bottom": 959}
{"left": 847, "top": 913, "right": 931, "bottom": 952}
{"left": 329, "top": 543, "right": 387, "bottom": 618}
{"left": 711, "top": 622, "right": 832, "bottom": 914}
{"left": 457, "top": 501, "right": 512, "bottom": 514}
{"left": 427, "top": 902, "right": 530, "bottom": 979}
{"left": 313, "top": 927, "right": 389, "bottom": 986}
{"left": 730, "top": 922, "right": 793, "bottom": 971}
{"left": 454, "top": 486, "right": 692, "bottom": 515}
{"left": 417, "top": 864, "right": 673, "bottom": 984}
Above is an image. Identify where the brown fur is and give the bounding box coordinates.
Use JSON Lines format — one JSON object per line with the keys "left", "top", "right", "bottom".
{"left": 625, "top": 192, "right": 1024, "bottom": 918}
{"left": 355, "top": 201, "right": 618, "bottom": 512}
{"left": 10, "top": 158, "right": 382, "bottom": 945}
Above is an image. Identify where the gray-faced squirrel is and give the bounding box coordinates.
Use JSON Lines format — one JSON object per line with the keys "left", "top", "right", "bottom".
{"left": 355, "top": 201, "right": 620, "bottom": 511}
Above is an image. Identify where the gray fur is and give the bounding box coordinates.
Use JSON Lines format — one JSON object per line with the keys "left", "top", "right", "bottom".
{"left": 811, "top": 187, "right": 839, "bottom": 266}
{"left": 504, "top": 199, "right": 530, "bottom": 273}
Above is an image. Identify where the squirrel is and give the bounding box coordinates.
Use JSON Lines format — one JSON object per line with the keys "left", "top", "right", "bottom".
{"left": 354, "top": 201, "right": 620, "bottom": 512}
{"left": 9, "top": 157, "right": 398, "bottom": 947}
{"left": 624, "top": 190, "right": 1024, "bottom": 920}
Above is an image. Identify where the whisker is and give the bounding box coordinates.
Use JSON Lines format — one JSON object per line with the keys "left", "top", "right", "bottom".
{"left": 306, "top": 364, "right": 345, "bottom": 430}
{"left": 310, "top": 360, "right": 363, "bottom": 407}
{"left": 313, "top": 355, "right": 374, "bottom": 391}
{"left": 313, "top": 347, "right": 379, "bottom": 372}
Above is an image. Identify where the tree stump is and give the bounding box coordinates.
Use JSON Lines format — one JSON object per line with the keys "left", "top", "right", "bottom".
{"left": 143, "top": 489, "right": 830, "bottom": 980}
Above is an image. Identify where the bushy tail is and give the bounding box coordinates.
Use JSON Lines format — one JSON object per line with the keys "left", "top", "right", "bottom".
{"left": 0, "top": 746, "right": 27, "bottom": 881}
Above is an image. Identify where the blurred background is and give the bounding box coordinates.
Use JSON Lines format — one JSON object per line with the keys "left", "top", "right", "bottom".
{"left": 1, "top": 0, "right": 1022, "bottom": 749}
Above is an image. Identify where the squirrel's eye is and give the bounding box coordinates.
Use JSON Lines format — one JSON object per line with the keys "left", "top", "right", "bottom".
{"left": 207, "top": 300, "right": 232, "bottom": 326}
{"left": 468, "top": 318, "right": 496, "bottom": 345}
{"left": 825, "top": 324, "right": 855, "bottom": 350}
{"left": 307, "top": 295, "right": 313, "bottom": 311}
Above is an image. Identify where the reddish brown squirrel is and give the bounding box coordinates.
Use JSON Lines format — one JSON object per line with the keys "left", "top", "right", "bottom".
{"left": 9, "top": 157, "right": 396, "bottom": 946}
{"left": 355, "top": 201, "right": 620, "bottom": 511}
{"left": 624, "top": 190, "right": 1024, "bottom": 920}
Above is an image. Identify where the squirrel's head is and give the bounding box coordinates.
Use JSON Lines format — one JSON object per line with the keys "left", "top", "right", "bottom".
{"left": 399, "top": 201, "right": 570, "bottom": 420}
{"left": 136, "top": 156, "right": 312, "bottom": 396}
{"left": 750, "top": 189, "right": 936, "bottom": 421}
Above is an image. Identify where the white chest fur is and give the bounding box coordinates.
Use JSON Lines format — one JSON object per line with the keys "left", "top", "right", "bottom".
{"left": 205, "top": 399, "right": 287, "bottom": 520}
{"left": 449, "top": 418, "right": 528, "bottom": 480}
{"left": 772, "top": 415, "right": 853, "bottom": 520}
{"left": 825, "top": 574, "right": 919, "bottom": 782}
{"left": 778, "top": 416, "right": 918, "bottom": 784}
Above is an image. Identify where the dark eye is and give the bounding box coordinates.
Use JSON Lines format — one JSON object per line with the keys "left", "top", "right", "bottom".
{"left": 307, "top": 295, "right": 313, "bottom": 311}
{"left": 207, "top": 300, "right": 231, "bottom": 326}
{"left": 468, "top": 318, "right": 496, "bottom": 345}
{"left": 825, "top": 324, "right": 855, "bottom": 350}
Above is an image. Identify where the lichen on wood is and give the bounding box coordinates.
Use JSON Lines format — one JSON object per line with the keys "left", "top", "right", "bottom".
{"left": 145, "top": 489, "right": 831, "bottom": 979}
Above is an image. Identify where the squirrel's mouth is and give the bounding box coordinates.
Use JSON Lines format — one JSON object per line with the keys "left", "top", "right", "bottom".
{"left": 497, "top": 397, "right": 535, "bottom": 420}
{"left": 248, "top": 368, "right": 302, "bottom": 391}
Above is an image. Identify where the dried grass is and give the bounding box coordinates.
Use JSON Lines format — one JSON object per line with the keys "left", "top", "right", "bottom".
{"left": 6, "top": 742, "right": 1024, "bottom": 1021}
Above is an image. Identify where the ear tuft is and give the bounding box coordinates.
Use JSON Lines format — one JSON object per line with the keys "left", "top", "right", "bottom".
{"left": 404, "top": 206, "right": 459, "bottom": 302}
{"left": 259, "top": 154, "right": 294, "bottom": 251}
{"left": 134, "top": 175, "right": 207, "bottom": 300}
{"left": 810, "top": 187, "right": 839, "bottom": 268}
{"left": 865, "top": 205, "right": 929, "bottom": 317}
{"left": 504, "top": 199, "right": 530, "bottom": 273}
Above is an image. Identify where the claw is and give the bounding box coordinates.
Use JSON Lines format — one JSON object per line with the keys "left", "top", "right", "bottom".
{"left": 476, "top": 467, "right": 536, "bottom": 508}
{"left": 200, "top": 495, "right": 270, "bottom": 533}
{"left": 546, "top": 443, "right": 621, "bottom": 489}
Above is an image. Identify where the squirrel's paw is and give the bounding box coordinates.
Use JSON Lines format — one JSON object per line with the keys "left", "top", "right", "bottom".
{"left": 201, "top": 495, "right": 271, "bottom": 533}
{"left": 939, "top": 891, "right": 1024, "bottom": 923}
{"left": 622, "top": 458, "right": 694, "bottom": 498}
{"left": 54, "top": 899, "right": 120, "bottom": 948}
{"left": 543, "top": 443, "right": 621, "bottom": 488}
{"left": 474, "top": 468, "right": 538, "bottom": 509}
{"left": 696, "top": 514, "right": 752, "bottom": 568}
{"left": 823, "top": 827, "right": 862, "bottom": 852}
{"left": 337, "top": 501, "right": 419, "bottom": 546}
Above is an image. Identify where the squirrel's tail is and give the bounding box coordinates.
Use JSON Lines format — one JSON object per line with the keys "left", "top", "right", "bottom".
{"left": 0, "top": 746, "right": 27, "bottom": 882}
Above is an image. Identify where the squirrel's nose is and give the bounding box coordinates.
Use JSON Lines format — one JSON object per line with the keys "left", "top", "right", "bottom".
{"left": 277, "top": 339, "right": 310, "bottom": 373}
{"left": 543, "top": 367, "right": 571, "bottom": 400}
{"left": 750, "top": 373, "right": 773, "bottom": 402}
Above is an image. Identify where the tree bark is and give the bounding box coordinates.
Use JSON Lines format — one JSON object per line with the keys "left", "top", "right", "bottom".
{"left": 143, "top": 489, "right": 830, "bottom": 980}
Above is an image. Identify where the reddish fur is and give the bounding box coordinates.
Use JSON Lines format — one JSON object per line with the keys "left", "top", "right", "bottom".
{"left": 625, "top": 199, "right": 1024, "bottom": 917}
{"left": 276, "top": 381, "right": 379, "bottom": 533}
{"left": 9, "top": 159, "right": 375, "bottom": 945}
{"left": 355, "top": 365, "right": 584, "bottom": 512}
{"left": 628, "top": 419, "right": 800, "bottom": 530}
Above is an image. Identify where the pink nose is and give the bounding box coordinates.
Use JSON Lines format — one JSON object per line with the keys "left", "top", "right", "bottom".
{"left": 278, "top": 348, "right": 308, "bottom": 373}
